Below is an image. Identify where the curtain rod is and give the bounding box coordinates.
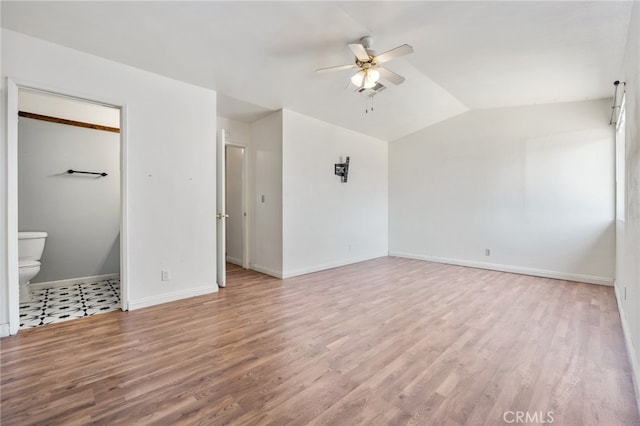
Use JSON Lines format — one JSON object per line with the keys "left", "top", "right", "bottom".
{"left": 609, "top": 80, "right": 626, "bottom": 126}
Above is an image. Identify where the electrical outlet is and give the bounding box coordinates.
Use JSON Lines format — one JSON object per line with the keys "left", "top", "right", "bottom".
{"left": 161, "top": 270, "right": 171, "bottom": 281}
{"left": 485, "top": 249, "right": 491, "bottom": 256}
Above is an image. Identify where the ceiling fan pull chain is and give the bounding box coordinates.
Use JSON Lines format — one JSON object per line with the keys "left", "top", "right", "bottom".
{"left": 365, "top": 96, "right": 374, "bottom": 114}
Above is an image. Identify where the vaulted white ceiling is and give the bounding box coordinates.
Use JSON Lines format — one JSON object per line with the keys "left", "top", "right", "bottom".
{"left": 1, "top": 1, "right": 633, "bottom": 141}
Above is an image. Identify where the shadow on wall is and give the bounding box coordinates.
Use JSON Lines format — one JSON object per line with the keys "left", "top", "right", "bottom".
{"left": 100, "top": 233, "right": 120, "bottom": 276}
{"left": 568, "top": 221, "right": 616, "bottom": 280}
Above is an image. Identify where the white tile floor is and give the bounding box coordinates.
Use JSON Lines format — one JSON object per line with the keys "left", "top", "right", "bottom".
{"left": 19, "top": 279, "right": 120, "bottom": 329}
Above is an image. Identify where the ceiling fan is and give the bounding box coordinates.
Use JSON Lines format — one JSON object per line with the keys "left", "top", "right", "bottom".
{"left": 316, "top": 36, "right": 414, "bottom": 89}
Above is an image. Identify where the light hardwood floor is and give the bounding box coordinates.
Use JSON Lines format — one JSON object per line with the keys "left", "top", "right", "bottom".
{"left": 1, "top": 257, "right": 639, "bottom": 425}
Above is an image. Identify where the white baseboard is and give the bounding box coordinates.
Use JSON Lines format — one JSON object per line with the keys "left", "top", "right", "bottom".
{"left": 282, "top": 253, "right": 387, "bottom": 279}
{"left": 226, "top": 256, "right": 243, "bottom": 267}
{"left": 615, "top": 285, "right": 640, "bottom": 417}
{"left": 29, "top": 273, "right": 121, "bottom": 290}
{"left": 0, "top": 323, "right": 10, "bottom": 338}
{"left": 128, "top": 285, "right": 218, "bottom": 310}
{"left": 388, "top": 252, "right": 614, "bottom": 286}
{"left": 249, "top": 264, "right": 283, "bottom": 279}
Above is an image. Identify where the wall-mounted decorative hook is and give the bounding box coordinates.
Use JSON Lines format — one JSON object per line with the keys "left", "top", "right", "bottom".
{"left": 334, "top": 156, "right": 350, "bottom": 183}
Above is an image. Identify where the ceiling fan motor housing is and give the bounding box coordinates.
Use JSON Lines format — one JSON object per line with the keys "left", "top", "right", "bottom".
{"left": 360, "top": 36, "right": 374, "bottom": 49}
{"left": 360, "top": 36, "right": 376, "bottom": 59}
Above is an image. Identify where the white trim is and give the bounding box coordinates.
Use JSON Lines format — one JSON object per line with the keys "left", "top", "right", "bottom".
{"left": 281, "top": 254, "right": 387, "bottom": 279}
{"left": 615, "top": 285, "right": 640, "bottom": 417}
{"left": 7, "top": 78, "right": 19, "bottom": 335}
{"left": 119, "top": 104, "right": 129, "bottom": 311}
{"left": 28, "top": 273, "right": 120, "bottom": 290}
{"left": 250, "top": 264, "right": 283, "bottom": 279}
{"left": 389, "top": 252, "right": 614, "bottom": 286}
{"left": 0, "top": 323, "right": 10, "bottom": 338}
{"left": 128, "top": 285, "right": 218, "bottom": 310}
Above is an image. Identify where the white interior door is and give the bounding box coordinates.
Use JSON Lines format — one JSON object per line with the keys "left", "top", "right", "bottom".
{"left": 216, "top": 129, "right": 228, "bottom": 287}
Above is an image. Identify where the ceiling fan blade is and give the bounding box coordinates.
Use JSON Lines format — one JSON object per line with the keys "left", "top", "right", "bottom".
{"left": 373, "top": 44, "right": 414, "bottom": 65}
{"left": 348, "top": 43, "right": 370, "bottom": 62}
{"left": 378, "top": 67, "right": 406, "bottom": 85}
{"left": 315, "top": 64, "right": 357, "bottom": 74}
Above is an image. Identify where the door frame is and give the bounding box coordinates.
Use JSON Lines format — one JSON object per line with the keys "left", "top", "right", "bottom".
{"left": 216, "top": 129, "right": 228, "bottom": 287}
{"left": 225, "top": 143, "right": 249, "bottom": 269}
{"left": 5, "top": 78, "right": 129, "bottom": 334}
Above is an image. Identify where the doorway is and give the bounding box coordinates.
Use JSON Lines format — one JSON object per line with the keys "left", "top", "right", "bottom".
{"left": 216, "top": 127, "right": 249, "bottom": 288}
{"left": 225, "top": 144, "right": 247, "bottom": 271}
{"left": 6, "top": 80, "right": 128, "bottom": 334}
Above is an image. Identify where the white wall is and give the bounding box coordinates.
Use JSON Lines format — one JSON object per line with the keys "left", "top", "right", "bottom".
{"left": 282, "top": 109, "right": 388, "bottom": 278}
{"left": 1, "top": 29, "right": 218, "bottom": 331}
{"left": 249, "top": 111, "right": 283, "bottom": 277}
{"left": 219, "top": 111, "right": 389, "bottom": 278}
{"left": 18, "top": 116, "right": 120, "bottom": 282}
{"left": 390, "top": 99, "right": 615, "bottom": 285}
{"left": 218, "top": 117, "right": 251, "bottom": 148}
{"left": 225, "top": 145, "right": 244, "bottom": 265}
{"left": 616, "top": 0, "right": 640, "bottom": 409}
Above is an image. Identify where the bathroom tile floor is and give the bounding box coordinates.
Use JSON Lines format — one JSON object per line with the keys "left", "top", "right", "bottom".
{"left": 19, "top": 279, "right": 121, "bottom": 329}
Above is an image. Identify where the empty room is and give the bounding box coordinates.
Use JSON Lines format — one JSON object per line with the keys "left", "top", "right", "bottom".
{"left": 1, "top": 1, "right": 639, "bottom": 425}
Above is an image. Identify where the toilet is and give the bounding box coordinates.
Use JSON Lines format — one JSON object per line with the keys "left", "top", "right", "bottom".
{"left": 18, "top": 231, "right": 48, "bottom": 303}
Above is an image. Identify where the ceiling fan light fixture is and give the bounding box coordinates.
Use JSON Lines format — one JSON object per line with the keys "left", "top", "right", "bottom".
{"left": 351, "top": 70, "right": 365, "bottom": 87}
{"left": 364, "top": 68, "right": 380, "bottom": 88}
{"left": 351, "top": 68, "right": 380, "bottom": 88}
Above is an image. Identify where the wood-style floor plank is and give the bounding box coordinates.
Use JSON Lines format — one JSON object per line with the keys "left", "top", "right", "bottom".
{"left": 1, "top": 257, "right": 639, "bottom": 425}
